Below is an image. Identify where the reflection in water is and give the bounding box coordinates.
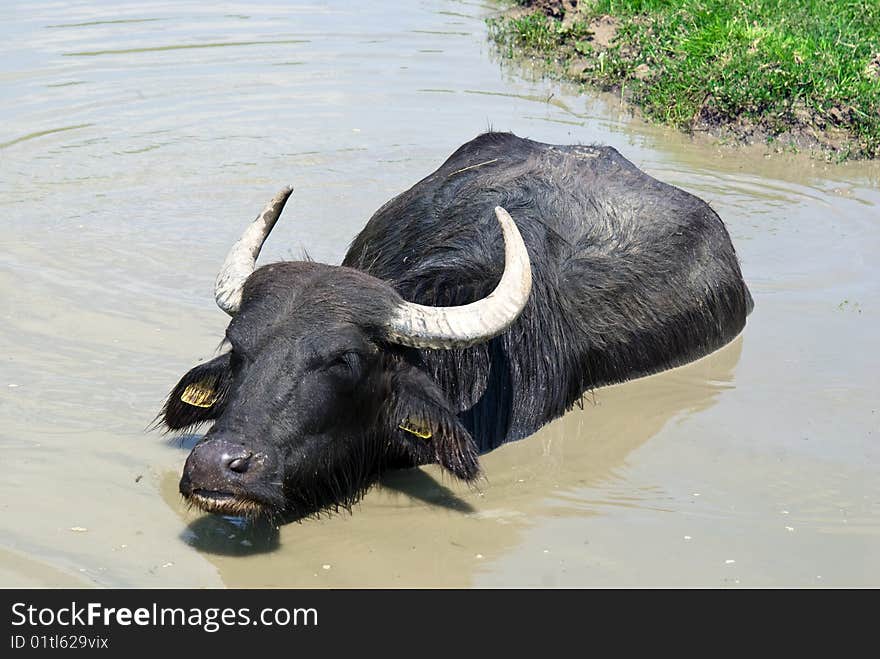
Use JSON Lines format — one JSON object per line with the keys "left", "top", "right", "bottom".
{"left": 0, "top": 123, "right": 94, "bottom": 150}
{"left": 181, "top": 514, "right": 280, "bottom": 557}
{"left": 175, "top": 467, "right": 475, "bottom": 558}
{"left": 64, "top": 39, "right": 310, "bottom": 58}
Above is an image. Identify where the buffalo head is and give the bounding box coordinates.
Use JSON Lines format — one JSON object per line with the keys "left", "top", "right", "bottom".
{"left": 161, "top": 187, "right": 531, "bottom": 520}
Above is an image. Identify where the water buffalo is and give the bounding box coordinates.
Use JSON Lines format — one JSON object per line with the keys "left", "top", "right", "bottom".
{"left": 161, "top": 132, "right": 752, "bottom": 520}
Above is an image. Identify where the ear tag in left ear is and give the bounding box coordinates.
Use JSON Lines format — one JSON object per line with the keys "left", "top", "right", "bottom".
{"left": 398, "top": 418, "right": 432, "bottom": 440}
{"left": 180, "top": 377, "right": 219, "bottom": 408}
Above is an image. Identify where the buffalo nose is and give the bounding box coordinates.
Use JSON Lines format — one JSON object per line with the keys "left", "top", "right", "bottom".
{"left": 226, "top": 453, "right": 252, "bottom": 473}
{"left": 181, "top": 438, "right": 261, "bottom": 495}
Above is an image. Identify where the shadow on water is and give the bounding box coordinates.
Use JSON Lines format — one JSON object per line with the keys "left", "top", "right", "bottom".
{"left": 163, "top": 472, "right": 282, "bottom": 557}
{"left": 180, "top": 514, "right": 281, "bottom": 557}
{"left": 377, "top": 468, "right": 476, "bottom": 513}
{"left": 152, "top": 468, "right": 276, "bottom": 557}
{"left": 167, "top": 460, "right": 474, "bottom": 557}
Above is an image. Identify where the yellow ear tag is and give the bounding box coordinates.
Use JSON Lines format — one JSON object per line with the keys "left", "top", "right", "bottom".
{"left": 180, "top": 377, "right": 219, "bottom": 408}
{"left": 398, "top": 419, "right": 432, "bottom": 440}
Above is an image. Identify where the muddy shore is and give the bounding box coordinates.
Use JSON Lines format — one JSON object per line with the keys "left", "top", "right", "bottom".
{"left": 489, "top": 0, "right": 880, "bottom": 160}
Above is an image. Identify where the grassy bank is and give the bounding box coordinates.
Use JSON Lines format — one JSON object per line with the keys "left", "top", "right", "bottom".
{"left": 488, "top": 0, "right": 880, "bottom": 160}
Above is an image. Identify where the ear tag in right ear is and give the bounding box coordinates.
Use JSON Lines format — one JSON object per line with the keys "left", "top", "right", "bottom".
{"left": 398, "top": 418, "right": 432, "bottom": 440}
{"left": 180, "top": 377, "right": 219, "bottom": 408}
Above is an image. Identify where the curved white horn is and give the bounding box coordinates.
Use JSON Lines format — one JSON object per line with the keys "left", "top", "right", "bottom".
{"left": 384, "top": 206, "right": 532, "bottom": 349}
{"left": 214, "top": 186, "right": 294, "bottom": 315}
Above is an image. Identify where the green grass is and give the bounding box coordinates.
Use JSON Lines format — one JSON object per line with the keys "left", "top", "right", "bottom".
{"left": 488, "top": 0, "right": 880, "bottom": 159}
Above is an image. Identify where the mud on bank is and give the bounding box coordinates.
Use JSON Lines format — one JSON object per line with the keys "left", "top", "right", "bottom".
{"left": 489, "top": 0, "right": 880, "bottom": 161}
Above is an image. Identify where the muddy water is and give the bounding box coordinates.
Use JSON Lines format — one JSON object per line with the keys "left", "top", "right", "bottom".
{"left": 2, "top": 1, "right": 878, "bottom": 588}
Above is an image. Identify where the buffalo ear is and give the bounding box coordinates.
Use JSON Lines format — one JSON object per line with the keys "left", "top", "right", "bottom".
{"left": 161, "top": 353, "right": 232, "bottom": 430}
{"left": 387, "top": 364, "right": 480, "bottom": 482}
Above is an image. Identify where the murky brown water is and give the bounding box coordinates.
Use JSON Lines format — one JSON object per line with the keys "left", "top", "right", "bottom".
{"left": 2, "top": 1, "right": 878, "bottom": 588}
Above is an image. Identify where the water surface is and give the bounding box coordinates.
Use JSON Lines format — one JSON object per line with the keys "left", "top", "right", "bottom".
{"left": 1, "top": 0, "right": 878, "bottom": 587}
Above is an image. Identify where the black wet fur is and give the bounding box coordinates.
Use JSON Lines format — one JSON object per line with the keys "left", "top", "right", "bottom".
{"left": 161, "top": 132, "right": 753, "bottom": 520}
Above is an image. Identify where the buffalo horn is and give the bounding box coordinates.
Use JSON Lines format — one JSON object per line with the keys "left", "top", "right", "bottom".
{"left": 384, "top": 206, "right": 532, "bottom": 349}
{"left": 214, "top": 186, "right": 294, "bottom": 315}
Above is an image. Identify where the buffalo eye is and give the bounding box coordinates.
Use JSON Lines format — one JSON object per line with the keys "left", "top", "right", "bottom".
{"left": 226, "top": 341, "right": 253, "bottom": 373}
{"left": 324, "top": 351, "right": 364, "bottom": 382}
